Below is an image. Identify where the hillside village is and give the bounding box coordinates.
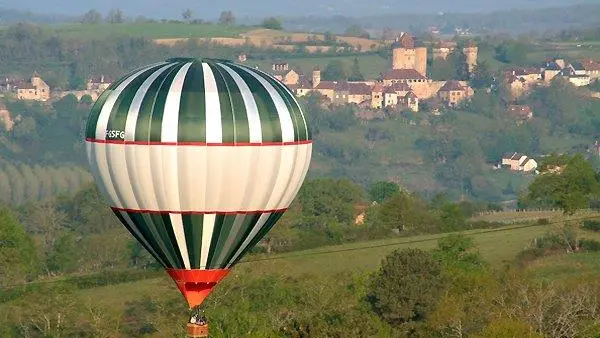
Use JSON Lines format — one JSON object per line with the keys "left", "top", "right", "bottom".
{"left": 3, "top": 32, "right": 600, "bottom": 176}
{"left": 270, "top": 33, "right": 478, "bottom": 113}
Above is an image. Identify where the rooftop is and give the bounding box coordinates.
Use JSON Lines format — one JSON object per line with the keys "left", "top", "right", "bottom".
{"left": 439, "top": 80, "right": 464, "bottom": 91}
{"left": 382, "top": 68, "right": 427, "bottom": 80}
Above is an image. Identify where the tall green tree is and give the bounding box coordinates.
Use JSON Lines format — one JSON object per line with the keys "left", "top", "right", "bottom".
{"left": 0, "top": 207, "right": 38, "bottom": 286}
{"left": 181, "top": 9, "right": 193, "bottom": 22}
{"left": 368, "top": 248, "right": 444, "bottom": 326}
{"left": 369, "top": 181, "right": 400, "bottom": 203}
{"left": 106, "top": 9, "right": 124, "bottom": 24}
{"left": 322, "top": 60, "right": 348, "bottom": 81}
{"left": 81, "top": 9, "right": 102, "bottom": 24}
{"left": 219, "top": 11, "right": 235, "bottom": 26}
{"left": 522, "top": 154, "right": 600, "bottom": 214}
{"left": 348, "top": 57, "right": 364, "bottom": 81}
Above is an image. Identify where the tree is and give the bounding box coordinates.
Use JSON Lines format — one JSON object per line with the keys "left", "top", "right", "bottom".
{"left": 322, "top": 60, "right": 348, "bottom": 81}
{"left": 469, "top": 61, "right": 495, "bottom": 89}
{"left": 495, "top": 41, "right": 529, "bottom": 64}
{"left": 429, "top": 50, "right": 468, "bottom": 80}
{"left": 367, "top": 248, "right": 444, "bottom": 326}
{"left": 12, "top": 116, "right": 38, "bottom": 142}
{"left": 261, "top": 17, "right": 283, "bottom": 30}
{"left": 0, "top": 207, "right": 38, "bottom": 286}
{"left": 323, "top": 31, "right": 336, "bottom": 44}
{"left": 348, "top": 57, "right": 364, "bottom": 81}
{"left": 21, "top": 200, "right": 67, "bottom": 259}
{"left": 345, "top": 25, "right": 368, "bottom": 38}
{"left": 523, "top": 154, "right": 600, "bottom": 214}
{"left": 46, "top": 231, "right": 79, "bottom": 273}
{"left": 432, "top": 234, "right": 486, "bottom": 271}
{"left": 181, "top": 9, "right": 193, "bottom": 22}
{"left": 374, "top": 191, "right": 435, "bottom": 232}
{"left": 219, "top": 11, "right": 235, "bottom": 26}
{"left": 369, "top": 181, "right": 400, "bottom": 203}
{"left": 297, "top": 178, "right": 365, "bottom": 224}
{"left": 106, "top": 9, "right": 124, "bottom": 24}
{"left": 81, "top": 9, "right": 102, "bottom": 24}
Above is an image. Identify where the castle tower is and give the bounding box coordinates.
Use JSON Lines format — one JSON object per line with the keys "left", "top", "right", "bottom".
{"left": 391, "top": 33, "right": 427, "bottom": 76}
{"left": 312, "top": 67, "right": 321, "bottom": 88}
{"left": 462, "top": 40, "right": 478, "bottom": 73}
{"left": 414, "top": 47, "right": 427, "bottom": 77}
{"left": 432, "top": 41, "right": 457, "bottom": 60}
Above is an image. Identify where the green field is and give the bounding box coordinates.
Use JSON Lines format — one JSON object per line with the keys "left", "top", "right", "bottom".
{"left": 37, "top": 22, "right": 250, "bottom": 40}
{"left": 3, "top": 210, "right": 600, "bottom": 337}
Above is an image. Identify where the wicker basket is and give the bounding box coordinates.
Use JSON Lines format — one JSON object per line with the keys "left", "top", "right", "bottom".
{"left": 187, "top": 323, "right": 208, "bottom": 337}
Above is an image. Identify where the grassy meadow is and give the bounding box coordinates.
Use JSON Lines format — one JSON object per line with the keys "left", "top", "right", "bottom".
{"left": 3, "top": 210, "right": 598, "bottom": 337}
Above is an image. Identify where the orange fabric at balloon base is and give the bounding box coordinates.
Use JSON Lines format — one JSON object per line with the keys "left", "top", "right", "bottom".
{"left": 167, "top": 269, "right": 230, "bottom": 308}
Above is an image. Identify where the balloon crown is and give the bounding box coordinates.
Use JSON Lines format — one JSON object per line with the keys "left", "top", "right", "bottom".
{"left": 166, "top": 57, "right": 234, "bottom": 64}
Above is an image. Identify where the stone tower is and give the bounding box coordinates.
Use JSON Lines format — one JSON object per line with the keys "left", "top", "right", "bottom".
{"left": 391, "top": 33, "right": 427, "bottom": 76}
{"left": 462, "top": 40, "right": 478, "bottom": 73}
{"left": 432, "top": 41, "right": 457, "bottom": 60}
{"left": 312, "top": 67, "right": 321, "bottom": 88}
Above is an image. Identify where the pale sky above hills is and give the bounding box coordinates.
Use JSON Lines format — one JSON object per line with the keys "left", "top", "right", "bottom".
{"left": 0, "top": 0, "right": 597, "bottom": 19}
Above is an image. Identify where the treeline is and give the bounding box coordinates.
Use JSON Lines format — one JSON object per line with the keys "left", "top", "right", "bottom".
{"left": 0, "top": 162, "right": 90, "bottom": 205}
{"left": 0, "top": 177, "right": 504, "bottom": 287}
{"left": 0, "top": 22, "right": 371, "bottom": 91}
{"left": 284, "top": 3, "right": 600, "bottom": 35}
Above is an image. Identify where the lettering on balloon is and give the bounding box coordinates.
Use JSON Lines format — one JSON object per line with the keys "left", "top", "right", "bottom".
{"left": 106, "top": 130, "right": 125, "bottom": 140}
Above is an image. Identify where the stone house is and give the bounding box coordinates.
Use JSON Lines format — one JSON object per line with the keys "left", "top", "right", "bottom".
{"left": 87, "top": 75, "right": 113, "bottom": 91}
{"left": 273, "top": 69, "right": 300, "bottom": 86}
{"left": 579, "top": 59, "right": 600, "bottom": 80}
{"left": 437, "top": 80, "right": 473, "bottom": 107}
{"left": 17, "top": 72, "right": 50, "bottom": 101}
{"left": 501, "top": 152, "right": 538, "bottom": 172}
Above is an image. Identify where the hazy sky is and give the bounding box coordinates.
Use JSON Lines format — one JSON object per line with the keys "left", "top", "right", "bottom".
{"left": 0, "top": 0, "right": 597, "bottom": 19}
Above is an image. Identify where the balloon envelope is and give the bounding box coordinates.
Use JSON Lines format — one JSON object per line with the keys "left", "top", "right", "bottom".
{"left": 85, "top": 57, "right": 312, "bottom": 307}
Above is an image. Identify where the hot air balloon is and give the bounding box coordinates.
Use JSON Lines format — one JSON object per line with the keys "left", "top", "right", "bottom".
{"left": 84, "top": 57, "right": 312, "bottom": 336}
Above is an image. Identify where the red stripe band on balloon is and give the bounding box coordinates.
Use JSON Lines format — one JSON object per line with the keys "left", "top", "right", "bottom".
{"left": 85, "top": 138, "right": 312, "bottom": 146}
{"left": 111, "top": 206, "right": 288, "bottom": 215}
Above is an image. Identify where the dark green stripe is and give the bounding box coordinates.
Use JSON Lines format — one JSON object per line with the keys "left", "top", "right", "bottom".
{"left": 208, "top": 63, "right": 235, "bottom": 143}
{"left": 214, "top": 64, "right": 250, "bottom": 143}
{"left": 160, "top": 214, "right": 186, "bottom": 268}
{"left": 134, "top": 64, "right": 179, "bottom": 142}
{"left": 227, "top": 63, "right": 282, "bottom": 143}
{"left": 222, "top": 214, "right": 261, "bottom": 266}
{"left": 126, "top": 212, "right": 174, "bottom": 268}
{"left": 143, "top": 214, "right": 184, "bottom": 268}
{"left": 105, "top": 65, "right": 166, "bottom": 140}
{"left": 113, "top": 210, "right": 167, "bottom": 268}
{"left": 149, "top": 63, "right": 188, "bottom": 142}
{"left": 253, "top": 69, "right": 303, "bottom": 142}
{"left": 230, "top": 212, "right": 285, "bottom": 266}
{"left": 177, "top": 61, "right": 206, "bottom": 143}
{"left": 183, "top": 214, "right": 204, "bottom": 268}
{"left": 206, "top": 215, "right": 237, "bottom": 268}
{"left": 85, "top": 74, "right": 132, "bottom": 139}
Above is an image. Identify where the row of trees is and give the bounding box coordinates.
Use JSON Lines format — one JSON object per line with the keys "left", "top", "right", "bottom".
{"left": 0, "top": 163, "right": 91, "bottom": 205}
{"left": 80, "top": 8, "right": 284, "bottom": 30}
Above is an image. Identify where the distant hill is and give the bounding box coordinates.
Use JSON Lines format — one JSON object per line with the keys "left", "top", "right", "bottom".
{"left": 0, "top": 7, "right": 74, "bottom": 24}
{"left": 282, "top": 4, "right": 600, "bottom": 35}
{"left": 0, "top": 0, "right": 595, "bottom": 21}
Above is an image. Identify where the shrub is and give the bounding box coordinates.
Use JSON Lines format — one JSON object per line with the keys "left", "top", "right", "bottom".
{"left": 582, "top": 220, "right": 600, "bottom": 231}
{"left": 580, "top": 239, "right": 600, "bottom": 252}
{"left": 367, "top": 248, "right": 444, "bottom": 326}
